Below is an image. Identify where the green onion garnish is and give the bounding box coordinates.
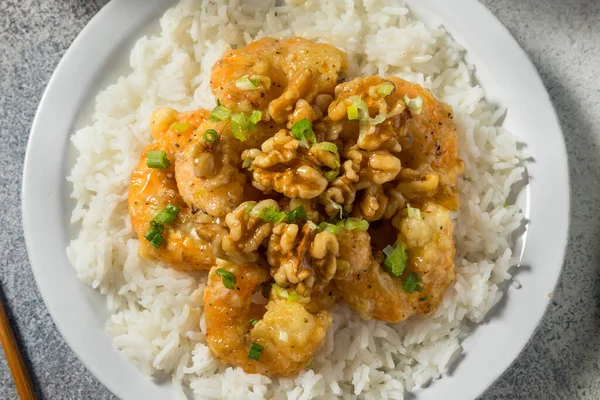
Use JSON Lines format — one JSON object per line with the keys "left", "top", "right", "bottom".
{"left": 242, "top": 157, "right": 254, "bottom": 171}
{"left": 402, "top": 271, "right": 422, "bottom": 294}
{"left": 170, "top": 122, "right": 190, "bottom": 132}
{"left": 418, "top": 295, "right": 429, "bottom": 302}
{"left": 323, "top": 169, "right": 339, "bottom": 182}
{"left": 153, "top": 204, "right": 180, "bottom": 225}
{"left": 203, "top": 129, "right": 218, "bottom": 143}
{"left": 210, "top": 103, "right": 232, "bottom": 121}
{"left": 286, "top": 205, "right": 308, "bottom": 223}
{"left": 382, "top": 241, "right": 408, "bottom": 277}
{"left": 248, "top": 343, "right": 264, "bottom": 361}
{"left": 313, "top": 142, "right": 340, "bottom": 167}
{"left": 146, "top": 151, "right": 170, "bottom": 169}
{"left": 406, "top": 203, "right": 422, "bottom": 219}
{"left": 291, "top": 118, "right": 316, "bottom": 146}
{"left": 258, "top": 207, "right": 287, "bottom": 223}
{"left": 376, "top": 82, "right": 395, "bottom": 96}
{"left": 347, "top": 105, "right": 359, "bottom": 120}
{"left": 318, "top": 222, "right": 340, "bottom": 234}
{"left": 249, "top": 318, "right": 258, "bottom": 326}
{"left": 287, "top": 292, "right": 301, "bottom": 302}
{"left": 230, "top": 122, "right": 247, "bottom": 141}
{"left": 215, "top": 268, "right": 236, "bottom": 290}
{"left": 403, "top": 95, "right": 423, "bottom": 115}
{"left": 144, "top": 221, "right": 165, "bottom": 248}
{"left": 235, "top": 75, "right": 261, "bottom": 90}
{"left": 248, "top": 110, "right": 262, "bottom": 130}
{"left": 343, "top": 218, "right": 369, "bottom": 232}
{"left": 235, "top": 75, "right": 271, "bottom": 91}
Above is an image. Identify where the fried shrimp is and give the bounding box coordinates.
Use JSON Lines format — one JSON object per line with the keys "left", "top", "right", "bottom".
{"left": 328, "top": 76, "right": 464, "bottom": 210}
{"left": 128, "top": 108, "right": 225, "bottom": 270}
{"left": 211, "top": 37, "right": 348, "bottom": 124}
{"left": 204, "top": 262, "right": 331, "bottom": 376}
{"left": 389, "top": 77, "right": 464, "bottom": 210}
{"left": 334, "top": 201, "right": 456, "bottom": 322}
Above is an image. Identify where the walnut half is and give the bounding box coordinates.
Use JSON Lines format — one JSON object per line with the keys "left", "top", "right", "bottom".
{"left": 243, "top": 129, "right": 328, "bottom": 199}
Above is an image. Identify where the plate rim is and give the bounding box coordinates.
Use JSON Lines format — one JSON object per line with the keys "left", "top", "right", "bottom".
{"left": 21, "top": 0, "right": 570, "bottom": 399}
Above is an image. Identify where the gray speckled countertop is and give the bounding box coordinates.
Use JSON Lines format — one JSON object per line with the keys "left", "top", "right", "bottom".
{"left": 1, "top": 0, "right": 599, "bottom": 399}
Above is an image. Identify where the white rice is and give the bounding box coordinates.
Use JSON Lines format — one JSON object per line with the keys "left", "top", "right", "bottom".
{"left": 66, "top": 0, "right": 526, "bottom": 398}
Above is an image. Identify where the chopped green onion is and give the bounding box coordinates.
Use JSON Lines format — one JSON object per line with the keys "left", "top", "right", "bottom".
{"left": 349, "top": 95, "right": 369, "bottom": 119}
{"left": 235, "top": 75, "right": 271, "bottom": 91}
{"left": 403, "top": 95, "right": 423, "bottom": 115}
{"left": 406, "top": 203, "right": 422, "bottom": 219}
{"left": 242, "top": 157, "right": 254, "bottom": 171}
{"left": 287, "top": 205, "right": 308, "bottom": 223}
{"left": 170, "top": 122, "right": 190, "bottom": 132}
{"left": 312, "top": 142, "right": 340, "bottom": 167}
{"left": 245, "top": 203, "right": 254, "bottom": 213}
{"left": 153, "top": 204, "right": 180, "bottom": 225}
{"left": 215, "top": 268, "right": 236, "bottom": 290}
{"left": 287, "top": 291, "right": 301, "bottom": 302}
{"left": 323, "top": 169, "right": 339, "bottom": 182}
{"left": 249, "top": 318, "right": 258, "bottom": 326}
{"left": 306, "top": 220, "right": 318, "bottom": 230}
{"left": 146, "top": 151, "right": 170, "bottom": 169}
{"left": 383, "top": 241, "right": 408, "bottom": 277}
{"left": 349, "top": 95, "right": 387, "bottom": 125}
{"left": 291, "top": 118, "right": 316, "bottom": 146}
{"left": 376, "top": 82, "right": 395, "bottom": 96}
{"left": 248, "top": 343, "right": 264, "bottom": 361}
{"left": 347, "top": 105, "right": 359, "bottom": 120}
{"left": 402, "top": 271, "right": 422, "bottom": 294}
{"left": 248, "top": 110, "right": 263, "bottom": 130}
{"left": 418, "top": 295, "right": 429, "bottom": 302}
{"left": 235, "top": 75, "right": 261, "bottom": 90}
{"left": 210, "top": 103, "right": 232, "bottom": 121}
{"left": 343, "top": 218, "right": 369, "bottom": 232}
{"left": 258, "top": 207, "right": 287, "bottom": 223}
{"left": 318, "top": 222, "right": 340, "bottom": 235}
{"left": 144, "top": 221, "right": 164, "bottom": 248}
{"left": 230, "top": 120, "right": 247, "bottom": 141}
{"left": 231, "top": 112, "right": 249, "bottom": 130}
{"left": 203, "top": 129, "right": 218, "bottom": 143}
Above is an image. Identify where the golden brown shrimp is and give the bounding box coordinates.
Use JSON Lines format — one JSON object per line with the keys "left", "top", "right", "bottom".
{"left": 334, "top": 201, "right": 456, "bottom": 322}
{"left": 173, "top": 119, "right": 278, "bottom": 217}
{"left": 128, "top": 108, "right": 225, "bottom": 270}
{"left": 211, "top": 37, "right": 348, "bottom": 124}
{"left": 204, "top": 262, "right": 331, "bottom": 376}
{"left": 328, "top": 76, "right": 464, "bottom": 210}
{"left": 390, "top": 77, "right": 464, "bottom": 210}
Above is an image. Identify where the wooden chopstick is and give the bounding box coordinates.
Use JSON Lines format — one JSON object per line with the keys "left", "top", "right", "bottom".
{"left": 0, "top": 297, "right": 36, "bottom": 400}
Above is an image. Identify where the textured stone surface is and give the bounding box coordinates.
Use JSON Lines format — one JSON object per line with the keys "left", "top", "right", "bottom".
{"left": 0, "top": 0, "right": 598, "bottom": 399}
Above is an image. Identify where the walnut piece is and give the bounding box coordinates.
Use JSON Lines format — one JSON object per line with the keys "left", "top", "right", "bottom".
{"left": 218, "top": 200, "right": 277, "bottom": 263}
{"left": 310, "top": 231, "right": 339, "bottom": 282}
{"left": 268, "top": 223, "right": 316, "bottom": 296}
{"left": 245, "top": 129, "right": 329, "bottom": 199}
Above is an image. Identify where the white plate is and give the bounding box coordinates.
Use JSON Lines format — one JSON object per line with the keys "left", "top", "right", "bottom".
{"left": 22, "top": 0, "right": 569, "bottom": 399}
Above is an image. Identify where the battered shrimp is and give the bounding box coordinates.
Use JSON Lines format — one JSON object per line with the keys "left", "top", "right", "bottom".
{"left": 390, "top": 77, "right": 464, "bottom": 210}
{"left": 128, "top": 108, "right": 225, "bottom": 270}
{"left": 204, "top": 262, "right": 331, "bottom": 376}
{"left": 328, "top": 76, "right": 464, "bottom": 210}
{"left": 211, "top": 37, "right": 348, "bottom": 124}
{"left": 334, "top": 201, "right": 456, "bottom": 322}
